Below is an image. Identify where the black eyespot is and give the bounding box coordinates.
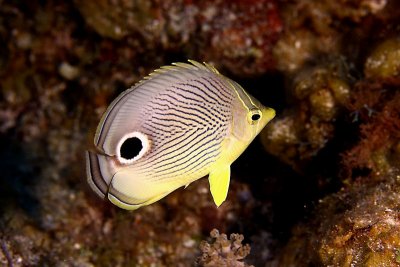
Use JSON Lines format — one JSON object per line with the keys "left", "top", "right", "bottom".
{"left": 120, "top": 137, "right": 142, "bottom": 160}
{"left": 251, "top": 114, "right": 261, "bottom": 121}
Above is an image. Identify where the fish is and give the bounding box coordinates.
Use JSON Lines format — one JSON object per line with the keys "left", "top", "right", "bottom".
{"left": 86, "top": 60, "right": 275, "bottom": 210}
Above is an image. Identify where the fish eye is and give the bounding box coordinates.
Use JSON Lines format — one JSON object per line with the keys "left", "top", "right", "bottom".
{"left": 248, "top": 109, "right": 262, "bottom": 124}
{"left": 252, "top": 114, "right": 261, "bottom": 121}
{"left": 117, "top": 132, "right": 150, "bottom": 164}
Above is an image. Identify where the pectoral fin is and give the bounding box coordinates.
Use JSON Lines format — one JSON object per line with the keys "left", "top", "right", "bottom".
{"left": 208, "top": 165, "right": 231, "bottom": 207}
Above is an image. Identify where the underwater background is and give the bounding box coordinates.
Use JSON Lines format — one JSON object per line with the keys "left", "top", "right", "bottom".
{"left": 1, "top": 0, "right": 400, "bottom": 266}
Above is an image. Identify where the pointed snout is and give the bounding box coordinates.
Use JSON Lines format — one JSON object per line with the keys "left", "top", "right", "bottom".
{"left": 262, "top": 106, "right": 276, "bottom": 126}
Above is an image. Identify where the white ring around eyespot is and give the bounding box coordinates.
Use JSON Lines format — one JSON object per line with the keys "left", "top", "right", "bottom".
{"left": 116, "top": 131, "right": 150, "bottom": 165}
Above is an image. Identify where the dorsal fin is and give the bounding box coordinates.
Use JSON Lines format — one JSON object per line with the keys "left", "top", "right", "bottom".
{"left": 136, "top": 60, "right": 220, "bottom": 86}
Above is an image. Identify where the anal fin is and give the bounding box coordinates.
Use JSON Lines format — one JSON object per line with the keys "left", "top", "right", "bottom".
{"left": 208, "top": 165, "right": 231, "bottom": 207}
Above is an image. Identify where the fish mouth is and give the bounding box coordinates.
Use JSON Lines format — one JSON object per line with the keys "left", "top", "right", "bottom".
{"left": 86, "top": 150, "right": 110, "bottom": 199}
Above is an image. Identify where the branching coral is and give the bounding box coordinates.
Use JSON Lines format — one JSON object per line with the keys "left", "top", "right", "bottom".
{"left": 197, "top": 229, "right": 253, "bottom": 267}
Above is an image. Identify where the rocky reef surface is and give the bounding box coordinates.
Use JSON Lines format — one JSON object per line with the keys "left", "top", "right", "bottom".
{"left": 1, "top": 0, "right": 400, "bottom": 266}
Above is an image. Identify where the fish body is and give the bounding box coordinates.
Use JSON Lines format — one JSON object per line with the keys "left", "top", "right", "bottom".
{"left": 86, "top": 60, "right": 275, "bottom": 210}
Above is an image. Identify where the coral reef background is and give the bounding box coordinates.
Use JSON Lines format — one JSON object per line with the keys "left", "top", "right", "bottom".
{"left": 1, "top": 0, "right": 400, "bottom": 266}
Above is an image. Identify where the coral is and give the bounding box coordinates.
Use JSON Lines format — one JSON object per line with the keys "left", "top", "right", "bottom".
{"left": 263, "top": 0, "right": 397, "bottom": 171}
{"left": 196, "top": 0, "right": 282, "bottom": 76}
{"left": 75, "top": 0, "right": 198, "bottom": 48}
{"left": 342, "top": 36, "right": 400, "bottom": 180}
{"left": 343, "top": 79, "right": 400, "bottom": 179}
{"left": 364, "top": 38, "right": 400, "bottom": 79}
{"left": 1, "top": 0, "right": 400, "bottom": 266}
{"left": 261, "top": 59, "right": 351, "bottom": 171}
{"left": 273, "top": 0, "right": 388, "bottom": 73}
{"left": 75, "top": 0, "right": 282, "bottom": 77}
{"left": 197, "top": 229, "right": 253, "bottom": 267}
{"left": 277, "top": 172, "right": 400, "bottom": 267}
{"left": 0, "top": 1, "right": 270, "bottom": 265}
